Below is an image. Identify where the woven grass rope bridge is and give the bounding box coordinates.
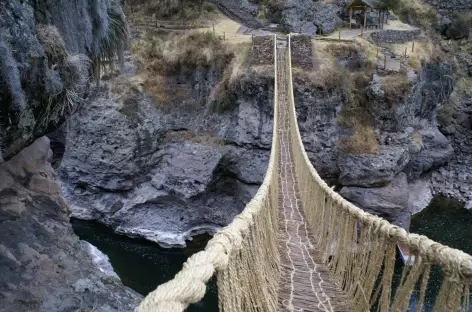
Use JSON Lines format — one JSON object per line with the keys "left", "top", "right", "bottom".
{"left": 135, "top": 35, "right": 472, "bottom": 312}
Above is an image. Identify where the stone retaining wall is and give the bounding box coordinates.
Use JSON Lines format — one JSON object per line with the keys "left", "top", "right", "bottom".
{"left": 424, "top": 0, "right": 472, "bottom": 17}
{"left": 251, "top": 36, "right": 274, "bottom": 66}
{"left": 370, "top": 29, "right": 421, "bottom": 44}
{"left": 290, "top": 35, "right": 314, "bottom": 70}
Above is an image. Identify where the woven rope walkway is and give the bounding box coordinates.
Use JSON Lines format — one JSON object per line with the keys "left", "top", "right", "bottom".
{"left": 276, "top": 39, "right": 350, "bottom": 312}
{"left": 135, "top": 35, "right": 472, "bottom": 312}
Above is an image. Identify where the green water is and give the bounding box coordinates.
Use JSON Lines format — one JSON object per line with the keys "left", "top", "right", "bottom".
{"left": 407, "top": 196, "right": 472, "bottom": 311}
{"left": 71, "top": 219, "right": 219, "bottom": 312}
{"left": 71, "top": 196, "right": 472, "bottom": 312}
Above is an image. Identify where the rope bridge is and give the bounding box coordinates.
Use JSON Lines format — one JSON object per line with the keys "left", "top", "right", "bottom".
{"left": 136, "top": 35, "right": 472, "bottom": 312}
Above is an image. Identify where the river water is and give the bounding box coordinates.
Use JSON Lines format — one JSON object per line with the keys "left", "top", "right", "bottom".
{"left": 71, "top": 196, "right": 471, "bottom": 311}
{"left": 71, "top": 219, "right": 218, "bottom": 312}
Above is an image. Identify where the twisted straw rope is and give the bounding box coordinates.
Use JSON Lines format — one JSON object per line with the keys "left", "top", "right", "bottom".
{"left": 136, "top": 34, "right": 472, "bottom": 312}
{"left": 285, "top": 34, "right": 472, "bottom": 281}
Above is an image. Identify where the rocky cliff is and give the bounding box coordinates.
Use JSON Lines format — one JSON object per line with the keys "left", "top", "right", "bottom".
{"left": 59, "top": 55, "right": 273, "bottom": 247}
{"left": 0, "top": 0, "right": 126, "bottom": 163}
{"left": 0, "top": 1, "right": 140, "bottom": 310}
{"left": 0, "top": 137, "right": 141, "bottom": 312}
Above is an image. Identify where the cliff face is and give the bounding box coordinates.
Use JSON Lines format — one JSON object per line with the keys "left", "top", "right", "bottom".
{"left": 0, "top": 1, "right": 140, "bottom": 310}
{"left": 0, "top": 137, "right": 141, "bottom": 312}
{"left": 59, "top": 61, "right": 273, "bottom": 247}
{"left": 0, "top": 0, "right": 126, "bottom": 162}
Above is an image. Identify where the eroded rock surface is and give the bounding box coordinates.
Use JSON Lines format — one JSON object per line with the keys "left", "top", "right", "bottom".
{"left": 0, "top": 137, "right": 141, "bottom": 312}
{"left": 0, "top": 0, "right": 125, "bottom": 162}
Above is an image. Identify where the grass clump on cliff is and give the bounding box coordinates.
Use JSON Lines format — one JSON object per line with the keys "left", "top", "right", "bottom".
{"left": 208, "top": 42, "right": 251, "bottom": 112}
{"left": 338, "top": 73, "right": 380, "bottom": 155}
{"left": 124, "top": 0, "right": 217, "bottom": 20}
{"left": 132, "top": 31, "right": 234, "bottom": 104}
{"left": 36, "top": 25, "right": 91, "bottom": 126}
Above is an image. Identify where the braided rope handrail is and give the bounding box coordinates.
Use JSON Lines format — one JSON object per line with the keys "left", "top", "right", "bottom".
{"left": 286, "top": 34, "right": 472, "bottom": 280}
{"left": 135, "top": 34, "right": 472, "bottom": 312}
{"left": 134, "top": 34, "right": 280, "bottom": 312}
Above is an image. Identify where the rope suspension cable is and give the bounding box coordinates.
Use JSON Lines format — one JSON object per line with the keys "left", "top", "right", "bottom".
{"left": 135, "top": 34, "right": 472, "bottom": 312}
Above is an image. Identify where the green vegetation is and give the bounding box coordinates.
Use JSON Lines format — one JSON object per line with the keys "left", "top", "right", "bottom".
{"left": 378, "top": 0, "right": 402, "bottom": 12}
{"left": 445, "top": 13, "right": 472, "bottom": 40}
{"left": 395, "top": 0, "right": 439, "bottom": 31}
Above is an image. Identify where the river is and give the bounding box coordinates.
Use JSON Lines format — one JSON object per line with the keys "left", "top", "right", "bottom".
{"left": 72, "top": 195, "right": 471, "bottom": 311}
{"left": 71, "top": 219, "right": 218, "bottom": 312}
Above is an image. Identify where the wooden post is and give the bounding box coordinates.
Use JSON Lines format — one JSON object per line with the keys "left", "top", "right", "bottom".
{"left": 384, "top": 55, "right": 387, "bottom": 69}
{"left": 404, "top": 47, "right": 407, "bottom": 58}
{"left": 349, "top": 8, "right": 353, "bottom": 29}
{"left": 400, "top": 55, "right": 403, "bottom": 69}
{"left": 412, "top": 42, "right": 415, "bottom": 53}
{"left": 339, "top": 31, "right": 341, "bottom": 40}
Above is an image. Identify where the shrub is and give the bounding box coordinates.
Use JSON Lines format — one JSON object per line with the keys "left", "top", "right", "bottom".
{"left": 445, "top": 13, "right": 472, "bottom": 40}
{"left": 338, "top": 72, "right": 379, "bottom": 154}
{"left": 395, "top": 0, "right": 439, "bottom": 32}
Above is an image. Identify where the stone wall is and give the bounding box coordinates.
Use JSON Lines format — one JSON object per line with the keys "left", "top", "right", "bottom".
{"left": 251, "top": 36, "right": 274, "bottom": 66}
{"left": 370, "top": 29, "right": 421, "bottom": 44}
{"left": 424, "top": 0, "right": 472, "bottom": 17}
{"left": 290, "top": 35, "right": 314, "bottom": 70}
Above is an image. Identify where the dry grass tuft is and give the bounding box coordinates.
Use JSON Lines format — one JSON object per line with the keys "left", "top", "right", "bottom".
{"left": 339, "top": 124, "right": 380, "bottom": 154}
{"left": 410, "top": 130, "right": 424, "bottom": 152}
{"left": 338, "top": 72, "right": 380, "bottom": 154}
{"left": 133, "top": 31, "right": 232, "bottom": 73}
{"left": 305, "top": 62, "right": 348, "bottom": 92}
{"left": 132, "top": 31, "right": 234, "bottom": 104}
{"left": 379, "top": 73, "right": 410, "bottom": 106}
{"left": 125, "top": 0, "right": 217, "bottom": 20}
{"left": 36, "top": 25, "right": 68, "bottom": 65}
{"left": 208, "top": 42, "right": 251, "bottom": 112}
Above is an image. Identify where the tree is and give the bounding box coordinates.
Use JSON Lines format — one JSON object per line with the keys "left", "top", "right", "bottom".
{"left": 377, "top": 0, "right": 402, "bottom": 12}
{"left": 377, "top": 0, "right": 402, "bottom": 29}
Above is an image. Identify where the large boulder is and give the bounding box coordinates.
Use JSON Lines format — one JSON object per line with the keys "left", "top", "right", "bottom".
{"left": 268, "top": 0, "right": 342, "bottom": 34}
{"left": 340, "top": 173, "right": 410, "bottom": 228}
{"left": 338, "top": 146, "right": 410, "bottom": 187}
{"left": 406, "top": 126, "right": 454, "bottom": 178}
{"left": 0, "top": 137, "right": 141, "bottom": 312}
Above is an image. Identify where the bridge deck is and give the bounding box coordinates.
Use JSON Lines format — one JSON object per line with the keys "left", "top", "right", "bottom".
{"left": 276, "top": 40, "right": 350, "bottom": 312}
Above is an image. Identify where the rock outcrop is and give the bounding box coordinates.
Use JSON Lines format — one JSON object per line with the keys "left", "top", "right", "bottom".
{"left": 0, "top": 0, "right": 126, "bottom": 162}
{"left": 340, "top": 173, "right": 410, "bottom": 228}
{"left": 59, "top": 67, "right": 272, "bottom": 247}
{"left": 267, "top": 0, "right": 342, "bottom": 35}
{"left": 0, "top": 137, "right": 141, "bottom": 312}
